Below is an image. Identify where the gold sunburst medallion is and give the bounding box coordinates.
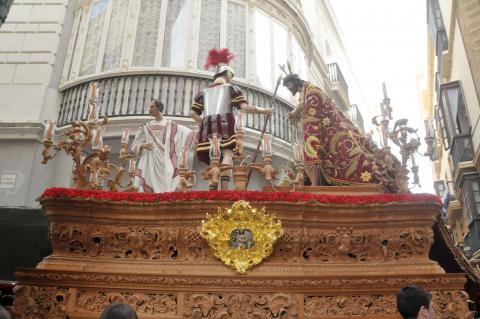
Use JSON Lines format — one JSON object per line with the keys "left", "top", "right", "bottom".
{"left": 200, "top": 200, "right": 284, "bottom": 274}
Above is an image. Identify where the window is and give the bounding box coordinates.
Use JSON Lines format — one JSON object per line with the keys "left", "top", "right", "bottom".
{"left": 132, "top": 0, "right": 162, "bottom": 67}
{"left": 292, "top": 37, "right": 307, "bottom": 80}
{"left": 162, "top": 0, "right": 190, "bottom": 68}
{"left": 463, "top": 178, "right": 480, "bottom": 224}
{"left": 197, "top": 0, "right": 222, "bottom": 70}
{"left": 435, "top": 105, "right": 449, "bottom": 149}
{"left": 434, "top": 180, "right": 446, "bottom": 198}
{"left": 254, "top": 9, "right": 306, "bottom": 92}
{"left": 226, "top": 1, "right": 246, "bottom": 78}
{"left": 255, "top": 10, "right": 272, "bottom": 89}
{"left": 102, "top": 0, "right": 129, "bottom": 71}
{"left": 79, "top": 0, "right": 108, "bottom": 76}
{"left": 427, "top": 0, "right": 447, "bottom": 55}
{"left": 438, "top": 81, "right": 471, "bottom": 145}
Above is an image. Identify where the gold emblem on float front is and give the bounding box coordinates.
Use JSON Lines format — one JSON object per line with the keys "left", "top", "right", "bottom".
{"left": 200, "top": 200, "right": 283, "bottom": 274}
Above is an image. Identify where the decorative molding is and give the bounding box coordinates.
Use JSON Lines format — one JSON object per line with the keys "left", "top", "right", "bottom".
{"left": 11, "top": 279, "right": 472, "bottom": 319}
{"left": 12, "top": 285, "right": 68, "bottom": 319}
{"left": 75, "top": 290, "right": 176, "bottom": 315}
{"left": 15, "top": 269, "right": 468, "bottom": 291}
{"left": 183, "top": 292, "right": 299, "bottom": 319}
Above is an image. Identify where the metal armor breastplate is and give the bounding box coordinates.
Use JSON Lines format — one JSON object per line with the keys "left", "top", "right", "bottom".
{"left": 203, "top": 85, "right": 231, "bottom": 116}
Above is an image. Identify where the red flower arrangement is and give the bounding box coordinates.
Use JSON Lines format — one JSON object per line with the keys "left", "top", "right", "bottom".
{"left": 40, "top": 188, "right": 441, "bottom": 206}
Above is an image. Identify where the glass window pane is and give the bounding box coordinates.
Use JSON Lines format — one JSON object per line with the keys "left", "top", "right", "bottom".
{"left": 162, "top": 0, "right": 190, "bottom": 68}
{"left": 102, "top": 0, "right": 129, "bottom": 71}
{"left": 197, "top": 0, "right": 221, "bottom": 70}
{"left": 443, "top": 85, "right": 459, "bottom": 129}
{"left": 226, "top": 1, "right": 246, "bottom": 78}
{"left": 292, "top": 37, "right": 307, "bottom": 80}
{"left": 272, "top": 21, "right": 290, "bottom": 98}
{"left": 132, "top": 0, "right": 162, "bottom": 67}
{"left": 473, "top": 181, "right": 480, "bottom": 191}
{"left": 255, "top": 10, "right": 272, "bottom": 89}
{"left": 80, "top": 0, "right": 108, "bottom": 76}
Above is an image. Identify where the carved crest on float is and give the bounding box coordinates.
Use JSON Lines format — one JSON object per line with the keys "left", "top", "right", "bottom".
{"left": 200, "top": 200, "right": 283, "bottom": 274}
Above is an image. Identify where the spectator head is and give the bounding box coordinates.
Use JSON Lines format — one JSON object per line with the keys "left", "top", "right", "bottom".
{"left": 99, "top": 303, "right": 138, "bottom": 319}
{"left": 0, "top": 306, "right": 11, "bottom": 319}
{"left": 396, "top": 285, "right": 435, "bottom": 319}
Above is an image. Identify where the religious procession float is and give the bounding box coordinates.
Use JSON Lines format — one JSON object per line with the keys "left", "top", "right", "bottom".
{"left": 11, "top": 49, "right": 480, "bottom": 319}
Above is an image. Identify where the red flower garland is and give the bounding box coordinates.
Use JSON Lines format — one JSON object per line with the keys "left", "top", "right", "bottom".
{"left": 40, "top": 188, "right": 441, "bottom": 205}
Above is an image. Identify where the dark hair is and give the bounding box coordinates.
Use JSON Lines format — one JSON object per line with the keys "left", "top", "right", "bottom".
{"left": 396, "top": 285, "right": 432, "bottom": 318}
{"left": 99, "top": 303, "right": 138, "bottom": 319}
{"left": 0, "top": 306, "right": 11, "bottom": 319}
{"left": 151, "top": 99, "right": 164, "bottom": 113}
{"left": 282, "top": 73, "right": 304, "bottom": 87}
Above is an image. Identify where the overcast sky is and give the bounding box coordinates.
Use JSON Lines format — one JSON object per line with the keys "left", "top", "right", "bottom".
{"left": 330, "top": 0, "right": 435, "bottom": 193}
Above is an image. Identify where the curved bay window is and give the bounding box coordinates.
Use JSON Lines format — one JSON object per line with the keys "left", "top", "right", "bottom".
{"left": 62, "top": 0, "right": 308, "bottom": 109}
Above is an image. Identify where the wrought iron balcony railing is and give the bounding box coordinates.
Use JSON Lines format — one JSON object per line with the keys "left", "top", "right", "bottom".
{"left": 58, "top": 73, "right": 295, "bottom": 141}
{"left": 450, "top": 132, "right": 475, "bottom": 168}
{"left": 327, "top": 63, "right": 349, "bottom": 95}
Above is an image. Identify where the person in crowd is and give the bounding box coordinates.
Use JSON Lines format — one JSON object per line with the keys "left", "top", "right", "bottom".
{"left": 99, "top": 303, "right": 138, "bottom": 319}
{"left": 396, "top": 285, "right": 436, "bottom": 319}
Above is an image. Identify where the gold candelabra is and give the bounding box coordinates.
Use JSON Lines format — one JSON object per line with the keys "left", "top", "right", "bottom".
{"left": 41, "top": 82, "right": 137, "bottom": 191}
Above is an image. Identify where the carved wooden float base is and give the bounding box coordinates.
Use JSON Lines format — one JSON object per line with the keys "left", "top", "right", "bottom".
{"left": 10, "top": 189, "right": 474, "bottom": 318}
{"left": 13, "top": 268, "right": 471, "bottom": 319}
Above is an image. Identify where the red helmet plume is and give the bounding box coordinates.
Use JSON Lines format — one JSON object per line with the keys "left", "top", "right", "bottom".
{"left": 203, "top": 48, "right": 235, "bottom": 70}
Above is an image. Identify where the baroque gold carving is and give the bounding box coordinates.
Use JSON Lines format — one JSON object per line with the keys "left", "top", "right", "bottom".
{"left": 200, "top": 200, "right": 284, "bottom": 273}
{"left": 183, "top": 293, "right": 298, "bottom": 319}
{"left": 75, "top": 291, "right": 176, "bottom": 315}
{"left": 11, "top": 285, "right": 68, "bottom": 319}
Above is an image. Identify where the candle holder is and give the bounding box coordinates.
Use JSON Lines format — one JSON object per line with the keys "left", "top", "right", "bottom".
{"left": 249, "top": 134, "right": 278, "bottom": 183}
{"left": 290, "top": 143, "right": 306, "bottom": 190}
{"left": 106, "top": 153, "right": 137, "bottom": 192}
{"left": 119, "top": 128, "right": 130, "bottom": 159}
{"left": 202, "top": 134, "right": 223, "bottom": 190}
{"left": 178, "top": 146, "right": 196, "bottom": 192}
{"left": 41, "top": 82, "right": 137, "bottom": 192}
{"left": 234, "top": 111, "right": 246, "bottom": 157}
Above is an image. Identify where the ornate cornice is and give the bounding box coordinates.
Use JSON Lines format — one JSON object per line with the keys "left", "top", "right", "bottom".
{"left": 15, "top": 268, "right": 467, "bottom": 292}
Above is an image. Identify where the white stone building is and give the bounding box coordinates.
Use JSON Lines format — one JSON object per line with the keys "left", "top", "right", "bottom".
{"left": 0, "top": 0, "right": 368, "bottom": 208}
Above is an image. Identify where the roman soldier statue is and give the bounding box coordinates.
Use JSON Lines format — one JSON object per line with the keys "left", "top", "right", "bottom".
{"left": 190, "top": 48, "right": 272, "bottom": 190}
{"left": 283, "top": 68, "right": 407, "bottom": 193}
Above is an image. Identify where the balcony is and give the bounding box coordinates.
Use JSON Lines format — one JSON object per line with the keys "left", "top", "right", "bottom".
{"left": 57, "top": 72, "right": 295, "bottom": 142}
{"left": 327, "top": 63, "right": 349, "bottom": 111}
{"left": 349, "top": 104, "right": 364, "bottom": 133}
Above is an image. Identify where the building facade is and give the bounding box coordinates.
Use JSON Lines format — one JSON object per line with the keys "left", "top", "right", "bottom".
{"left": 0, "top": 0, "right": 368, "bottom": 209}
{"left": 0, "top": 0, "right": 371, "bottom": 279}
{"left": 421, "top": 0, "right": 480, "bottom": 267}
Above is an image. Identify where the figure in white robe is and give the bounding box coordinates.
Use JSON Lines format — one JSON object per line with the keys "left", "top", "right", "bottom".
{"left": 132, "top": 99, "right": 196, "bottom": 193}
